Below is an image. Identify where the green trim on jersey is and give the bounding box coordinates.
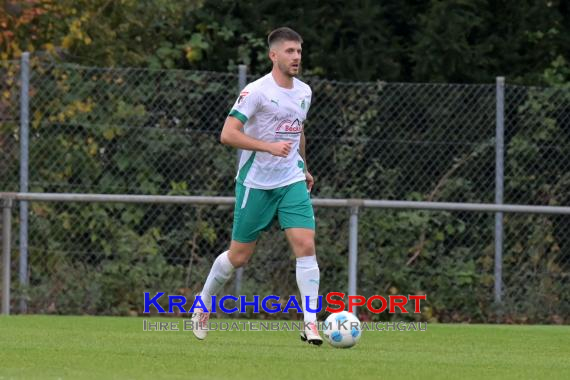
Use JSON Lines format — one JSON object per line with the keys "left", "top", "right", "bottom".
{"left": 237, "top": 152, "right": 256, "bottom": 183}
{"left": 229, "top": 109, "right": 248, "bottom": 124}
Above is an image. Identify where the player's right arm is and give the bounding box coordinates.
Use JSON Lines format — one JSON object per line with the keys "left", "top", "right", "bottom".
{"left": 220, "top": 117, "right": 291, "bottom": 158}
{"left": 221, "top": 86, "right": 291, "bottom": 157}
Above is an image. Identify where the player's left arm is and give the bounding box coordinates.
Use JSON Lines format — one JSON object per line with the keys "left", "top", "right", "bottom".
{"left": 300, "top": 129, "right": 314, "bottom": 192}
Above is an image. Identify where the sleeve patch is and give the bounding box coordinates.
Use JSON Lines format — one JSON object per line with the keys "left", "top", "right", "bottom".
{"left": 237, "top": 91, "right": 249, "bottom": 105}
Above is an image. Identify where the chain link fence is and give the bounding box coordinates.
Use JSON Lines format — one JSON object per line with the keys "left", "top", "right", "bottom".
{"left": 1, "top": 56, "right": 569, "bottom": 323}
{"left": 0, "top": 59, "right": 20, "bottom": 193}
{"left": 500, "top": 84, "right": 570, "bottom": 323}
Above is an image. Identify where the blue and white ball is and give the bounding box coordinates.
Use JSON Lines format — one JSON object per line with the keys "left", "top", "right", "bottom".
{"left": 323, "top": 311, "right": 362, "bottom": 348}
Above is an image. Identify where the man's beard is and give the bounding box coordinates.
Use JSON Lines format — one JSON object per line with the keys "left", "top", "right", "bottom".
{"left": 278, "top": 61, "right": 298, "bottom": 77}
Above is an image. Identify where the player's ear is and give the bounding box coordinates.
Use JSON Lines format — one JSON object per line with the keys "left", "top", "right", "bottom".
{"left": 268, "top": 48, "right": 276, "bottom": 63}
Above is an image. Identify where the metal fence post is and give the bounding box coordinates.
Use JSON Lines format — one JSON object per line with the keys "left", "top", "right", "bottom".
{"left": 238, "top": 65, "right": 247, "bottom": 96}
{"left": 234, "top": 65, "right": 247, "bottom": 296}
{"left": 2, "top": 198, "right": 13, "bottom": 315}
{"left": 19, "top": 52, "right": 30, "bottom": 314}
{"left": 348, "top": 206, "right": 359, "bottom": 314}
{"left": 495, "top": 77, "right": 505, "bottom": 314}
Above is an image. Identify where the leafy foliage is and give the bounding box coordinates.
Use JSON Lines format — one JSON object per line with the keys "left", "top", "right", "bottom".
{"left": 3, "top": 0, "right": 570, "bottom": 83}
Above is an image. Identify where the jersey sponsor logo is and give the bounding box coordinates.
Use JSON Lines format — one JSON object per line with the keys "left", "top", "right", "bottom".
{"left": 237, "top": 91, "right": 249, "bottom": 104}
{"left": 275, "top": 119, "right": 303, "bottom": 135}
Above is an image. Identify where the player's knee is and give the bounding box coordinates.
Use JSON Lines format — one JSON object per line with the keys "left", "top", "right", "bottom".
{"left": 228, "top": 247, "right": 254, "bottom": 268}
{"left": 294, "top": 238, "right": 315, "bottom": 257}
{"left": 230, "top": 254, "right": 249, "bottom": 268}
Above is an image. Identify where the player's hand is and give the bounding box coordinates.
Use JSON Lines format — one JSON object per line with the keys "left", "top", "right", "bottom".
{"left": 305, "top": 171, "right": 314, "bottom": 192}
{"left": 267, "top": 141, "right": 292, "bottom": 157}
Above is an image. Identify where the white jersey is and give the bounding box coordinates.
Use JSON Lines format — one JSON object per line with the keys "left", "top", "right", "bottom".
{"left": 228, "top": 73, "right": 312, "bottom": 189}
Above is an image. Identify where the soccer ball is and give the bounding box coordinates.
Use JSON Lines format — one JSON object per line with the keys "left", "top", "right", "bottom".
{"left": 323, "top": 311, "right": 362, "bottom": 348}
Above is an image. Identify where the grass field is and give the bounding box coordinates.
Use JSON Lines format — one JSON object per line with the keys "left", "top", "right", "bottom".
{"left": 1, "top": 316, "right": 569, "bottom": 380}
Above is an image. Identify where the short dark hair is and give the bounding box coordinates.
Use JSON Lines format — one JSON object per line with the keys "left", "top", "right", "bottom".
{"left": 267, "top": 27, "right": 303, "bottom": 48}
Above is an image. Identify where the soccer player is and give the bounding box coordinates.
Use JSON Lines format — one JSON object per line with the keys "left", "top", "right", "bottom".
{"left": 191, "top": 27, "right": 322, "bottom": 345}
